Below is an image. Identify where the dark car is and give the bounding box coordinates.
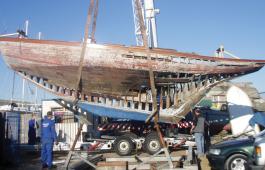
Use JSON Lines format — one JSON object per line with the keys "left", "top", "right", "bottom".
{"left": 207, "top": 137, "right": 255, "bottom": 170}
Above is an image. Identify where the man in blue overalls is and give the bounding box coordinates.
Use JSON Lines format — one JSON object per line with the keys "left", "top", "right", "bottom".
{"left": 41, "top": 111, "right": 57, "bottom": 169}
{"left": 28, "top": 114, "right": 39, "bottom": 145}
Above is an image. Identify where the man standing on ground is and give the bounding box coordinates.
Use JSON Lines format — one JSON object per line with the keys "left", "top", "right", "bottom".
{"left": 41, "top": 111, "right": 57, "bottom": 169}
{"left": 190, "top": 108, "right": 208, "bottom": 157}
{"left": 28, "top": 113, "right": 39, "bottom": 145}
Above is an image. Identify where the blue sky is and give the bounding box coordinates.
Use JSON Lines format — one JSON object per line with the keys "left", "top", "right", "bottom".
{"left": 0, "top": 0, "right": 264, "bottom": 102}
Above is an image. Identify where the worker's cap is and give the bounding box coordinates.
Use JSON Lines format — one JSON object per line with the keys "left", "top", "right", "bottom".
{"left": 47, "top": 111, "right": 53, "bottom": 116}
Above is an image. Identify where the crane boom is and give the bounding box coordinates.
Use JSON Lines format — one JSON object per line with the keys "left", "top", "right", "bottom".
{"left": 132, "top": 0, "right": 159, "bottom": 47}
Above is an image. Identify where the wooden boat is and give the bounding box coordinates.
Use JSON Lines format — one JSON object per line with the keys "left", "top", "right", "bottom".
{"left": 0, "top": 37, "right": 264, "bottom": 123}
{"left": 0, "top": 37, "right": 264, "bottom": 96}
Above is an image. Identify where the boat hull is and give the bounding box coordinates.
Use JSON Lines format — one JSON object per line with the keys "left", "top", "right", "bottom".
{"left": 1, "top": 37, "right": 264, "bottom": 97}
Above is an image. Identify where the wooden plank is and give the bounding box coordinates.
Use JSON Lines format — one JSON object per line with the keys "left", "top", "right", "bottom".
{"left": 129, "top": 164, "right": 151, "bottom": 170}
{"left": 106, "top": 156, "right": 181, "bottom": 163}
{"left": 97, "top": 161, "right": 128, "bottom": 170}
{"left": 97, "top": 161, "right": 128, "bottom": 166}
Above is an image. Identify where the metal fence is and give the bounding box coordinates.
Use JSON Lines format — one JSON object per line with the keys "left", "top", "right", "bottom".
{"left": 1, "top": 110, "right": 87, "bottom": 151}
{"left": 55, "top": 122, "right": 86, "bottom": 150}
{"left": 4, "top": 111, "right": 41, "bottom": 144}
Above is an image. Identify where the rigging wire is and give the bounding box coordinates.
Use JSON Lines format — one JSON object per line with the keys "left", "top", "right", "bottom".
{"left": 10, "top": 71, "right": 15, "bottom": 103}
{"left": 0, "top": 65, "right": 17, "bottom": 102}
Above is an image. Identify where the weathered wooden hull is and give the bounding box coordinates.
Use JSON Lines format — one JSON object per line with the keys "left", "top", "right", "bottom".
{"left": 0, "top": 37, "right": 264, "bottom": 97}
{"left": 1, "top": 37, "right": 265, "bottom": 123}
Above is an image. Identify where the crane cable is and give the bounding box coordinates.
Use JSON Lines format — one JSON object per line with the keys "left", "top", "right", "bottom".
{"left": 75, "top": 0, "right": 99, "bottom": 103}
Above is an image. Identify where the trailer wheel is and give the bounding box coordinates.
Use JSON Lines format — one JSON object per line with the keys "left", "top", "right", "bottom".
{"left": 114, "top": 135, "right": 134, "bottom": 156}
{"left": 143, "top": 132, "right": 162, "bottom": 155}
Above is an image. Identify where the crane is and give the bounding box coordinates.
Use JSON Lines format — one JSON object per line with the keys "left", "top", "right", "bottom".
{"left": 215, "top": 45, "right": 240, "bottom": 59}
{"left": 0, "top": 20, "right": 29, "bottom": 38}
{"left": 132, "top": 0, "right": 159, "bottom": 48}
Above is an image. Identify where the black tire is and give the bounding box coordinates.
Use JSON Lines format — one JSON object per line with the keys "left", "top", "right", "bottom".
{"left": 225, "top": 154, "right": 248, "bottom": 170}
{"left": 143, "top": 132, "right": 162, "bottom": 155}
{"left": 114, "top": 135, "right": 134, "bottom": 156}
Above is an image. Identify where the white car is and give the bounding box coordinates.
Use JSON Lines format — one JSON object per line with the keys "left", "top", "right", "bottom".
{"left": 249, "top": 129, "right": 265, "bottom": 170}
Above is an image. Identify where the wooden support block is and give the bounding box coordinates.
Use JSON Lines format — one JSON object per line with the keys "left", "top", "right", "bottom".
{"left": 97, "top": 161, "right": 128, "bottom": 170}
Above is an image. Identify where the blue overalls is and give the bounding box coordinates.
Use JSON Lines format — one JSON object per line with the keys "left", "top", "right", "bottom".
{"left": 28, "top": 119, "right": 37, "bottom": 145}
{"left": 41, "top": 116, "right": 57, "bottom": 168}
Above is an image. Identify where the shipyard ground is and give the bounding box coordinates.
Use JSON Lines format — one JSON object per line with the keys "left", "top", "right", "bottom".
{"left": 0, "top": 149, "right": 212, "bottom": 170}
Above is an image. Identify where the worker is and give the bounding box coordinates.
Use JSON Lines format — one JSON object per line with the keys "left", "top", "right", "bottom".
{"left": 28, "top": 113, "right": 39, "bottom": 145}
{"left": 190, "top": 108, "right": 209, "bottom": 157}
{"left": 41, "top": 111, "right": 58, "bottom": 169}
